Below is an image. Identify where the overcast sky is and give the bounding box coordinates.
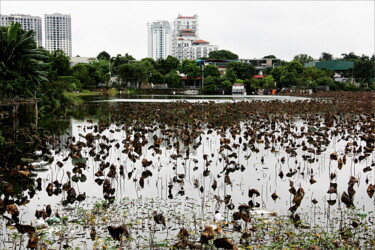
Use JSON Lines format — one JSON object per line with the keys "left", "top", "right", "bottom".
{"left": 1, "top": 1, "right": 374, "bottom": 60}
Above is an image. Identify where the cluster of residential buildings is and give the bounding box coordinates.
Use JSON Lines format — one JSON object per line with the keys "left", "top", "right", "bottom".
{"left": 1, "top": 12, "right": 280, "bottom": 71}
{"left": 2, "top": 12, "right": 216, "bottom": 61}
{"left": 148, "top": 14, "right": 218, "bottom": 61}
{"left": 147, "top": 14, "right": 284, "bottom": 79}
{"left": 1, "top": 13, "right": 72, "bottom": 56}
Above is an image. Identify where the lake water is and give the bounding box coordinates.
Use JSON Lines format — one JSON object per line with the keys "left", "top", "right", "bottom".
{"left": 90, "top": 94, "right": 310, "bottom": 103}
{"left": 1, "top": 94, "right": 374, "bottom": 249}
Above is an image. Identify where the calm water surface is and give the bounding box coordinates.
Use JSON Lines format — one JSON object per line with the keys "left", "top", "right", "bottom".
{"left": 1, "top": 94, "right": 374, "bottom": 249}
{"left": 19, "top": 95, "right": 373, "bottom": 215}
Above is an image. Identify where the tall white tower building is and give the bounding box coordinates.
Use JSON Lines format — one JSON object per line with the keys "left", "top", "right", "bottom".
{"left": 171, "top": 14, "right": 217, "bottom": 60}
{"left": 0, "top": 14, "right": 43, "bottom": 47}
{"left": 171, "top": 14, "right": 199, "bottom": 60}
{"left": 147, "top": 20, "right": 171, "bottom": 60}
{"left": 44, "top": 13, "right": 72, "bottom": 56}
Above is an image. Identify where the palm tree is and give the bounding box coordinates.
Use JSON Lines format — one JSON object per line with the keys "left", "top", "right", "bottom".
{"left": 0, "top": 23, "right": 48, "bottom": 98}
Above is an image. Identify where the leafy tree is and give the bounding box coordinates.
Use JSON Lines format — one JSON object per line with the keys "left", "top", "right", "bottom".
{"left": 315, "top": 76, "right": 334, "bottom": 87}
{"left": 203, "top": 65, "right": 220, "bottom": 78}
{"left": 353, "top": 60, "right": 374, "bottom": 86}
{"left": 319, "top": 52, "right": 333, "bottom": 61}
{"left": 340, "top": 52, "right": 359, "bottom": 61}
{"left": 209, "top": 50, "right": 238, "bottom": 60}
{"left": 149, "top": 71, "right": 164, "bottom": 84}
{"left": 263, "top": 55, "right": 276, "bottom": 58}
{"left": 110, "top": 53, "right": 135, "bottom": 74}
{"left": 91, "top": 60, "right": 111, "bottom": 84}
{"left": 164, "top": 70, "right": 182, "bottom": 88}
{"left": 141, "top": 57, "right": 156, "bottom": 69}
{"left": 261, "top": 76, "right": 276, "bottom": 89}
{"left": 178, "top": 60, "right": 200, "bottom": 86}
{"left": 155, "top": 58, "right": 167, "bottom": 75}
{"left": 118, "top": 61, "right": 150, "bottom": 87}
{"left": 164, "top": 56, "right": 180, "bottom": 74}
{"left": 38, "top": 75, "right": 81, "bottom": 111}
{"left": 227, "top": 61, "right": 256, "bottom": 80}
{"left": 0, "top": 77, "right": 29, "bottom": 99}
{"left": 279, "top": 71, "right": 299, "bottom": 88}
{"left": 49, "top": 49, "right": 71, "bottom": 79}
{"left": 0, "top": 23, "right": 48, "bottom": 98}
{"left": 263, "top": 67, "right": 273, "bottom": 76}
{"left": 44, "top": 76, "right": 79, "bottom": 96}
{"left": 360, "top": 54, "right": 369, "bottom": 61}
{"left": 301, "top": 66, "right": 328, "bottom": 80}
{"left": 155, "top": 56, "right": 180, "bottom": 75}
{"left": 270, "top": 66, "right": 286, "bottom": 83}
{"left": 202, "top": 75, "right": 217, "bottom": 94}
{"left": 286, "top": 60, "right": 304, "bottom": 74}
{"left": 338, "top": 53, "right": 374, "bottom": 87}
{"left": 71, "top": 63, "right": 100, "bottom": 89}
{"left": 244, "top": 78, "right": 261, "bottom": 93}
{"left": 293, "top": 54, "right": 314, "bottom": 65}
{"left": 220, "top": 80, "right": 232, "bottom": 94}
{"left": 300, "top": 66, "right": 330, "bottom": 88}
{"left": 225, "top": 68, "right": 237, "bottom": 83}
{"left": 97, "top": 51, "right": 111, "bottom": 61}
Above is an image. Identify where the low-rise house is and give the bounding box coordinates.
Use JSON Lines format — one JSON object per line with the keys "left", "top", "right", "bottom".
{"left": 232, "top": 83, "right": 246, "bottom": 95}
{"left": 240, "top": 58, "right": 281, "bottom": 75}
{"left": 196, "top": 59, "right": 238, "bottom": 76}
{"left": 304, "top": 60, "right": 355, "bottom": 85}
{"left": 70, "top": 57, "right": 97, "bottom": 67}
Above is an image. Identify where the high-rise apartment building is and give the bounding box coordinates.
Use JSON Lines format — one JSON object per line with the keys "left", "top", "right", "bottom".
{"left": 171, "top": 14, "right": 217, "bottom": 60}
{"left": 0, "top": 14, "right": 43, "bottom": 47}
{"left": 44, "top": 13, "right": 72, "bottom": 56}
{"left": 171, "top": 14, "right": 199, "bottom": 60}
{"left": 147, "top": 20, "right": 171, "bottom": 60}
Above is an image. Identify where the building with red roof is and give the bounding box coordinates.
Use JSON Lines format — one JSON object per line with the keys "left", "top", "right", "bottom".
{"left": 193, "top": 40, "right": 209, "bottom": 44}
{"left": 171, "top": 14, "right": 218, "bottom": 61}
{"left": 148, "top": 14, "right": 219, "bottom": 61}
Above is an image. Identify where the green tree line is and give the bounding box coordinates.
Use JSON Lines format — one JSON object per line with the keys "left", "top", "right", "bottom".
{"left": 1, "top": 23, "right": 374, "bottom": 104}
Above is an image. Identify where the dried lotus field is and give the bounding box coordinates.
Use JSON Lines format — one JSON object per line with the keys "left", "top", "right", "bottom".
{"left": 0, "top": 91, "right": 374, "bottom": 249}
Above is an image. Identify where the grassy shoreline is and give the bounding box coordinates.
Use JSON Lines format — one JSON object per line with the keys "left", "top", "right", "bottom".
{"left": 63, "top": 88, "right": 119, "bottom": 97}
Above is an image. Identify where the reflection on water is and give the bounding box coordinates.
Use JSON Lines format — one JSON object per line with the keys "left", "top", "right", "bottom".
{"left": 88, "top": 94, "right": 310, "bottom": 103}
{"left": 1, "top": 94, "right": 374, "bottom": 249}
{"left": 29, "top": 117, "right": 373, "bottom": 215}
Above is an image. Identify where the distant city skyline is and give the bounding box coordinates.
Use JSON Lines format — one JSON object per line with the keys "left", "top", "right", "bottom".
{"left": 44, "top": 13, "right": 72, "bottom": 56}
{"left": 0, "top": 1, "right": 373, "bottom": 60}
{"left": 0, "top": 14, "right": 43, "bottom": 47}
{"left": 0, "top": 12, "right": 72, "bottom": 56}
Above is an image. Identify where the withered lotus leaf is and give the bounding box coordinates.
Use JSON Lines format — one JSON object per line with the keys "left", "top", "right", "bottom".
{"left": 107, "top": 225, "right": 129, "bottom": 241}
{"left": 271, "top": 192, "right": 278, "bottom": 200}
{"left": 6, "top": 204, "right": 19, "bottom": 215}
{"left": 141, "top": 158, "right": 152, "bottom": 167}
{"left": 26, "top": 234, "right": 38, "bottom": 248}
{"left": 15, "top": 223, "right": 36, "bottom": 235}
{"left": 141, "top": 170, "right": 153, "bottom": 179}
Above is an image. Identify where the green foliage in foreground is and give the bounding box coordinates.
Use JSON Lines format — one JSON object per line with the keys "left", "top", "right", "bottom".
{"left": 6, "top": 196, "right": 371, "bottom": 249}
{"left": 0, "top": 23, "right": 48, "bottom": 99}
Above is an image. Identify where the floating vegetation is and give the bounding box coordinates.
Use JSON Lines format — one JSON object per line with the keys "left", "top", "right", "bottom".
{"left": 0, "top": 91, "right": 374, "bottom": 249}
{"left": 1, "top": 197, "right": 374, "bottom": 249}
